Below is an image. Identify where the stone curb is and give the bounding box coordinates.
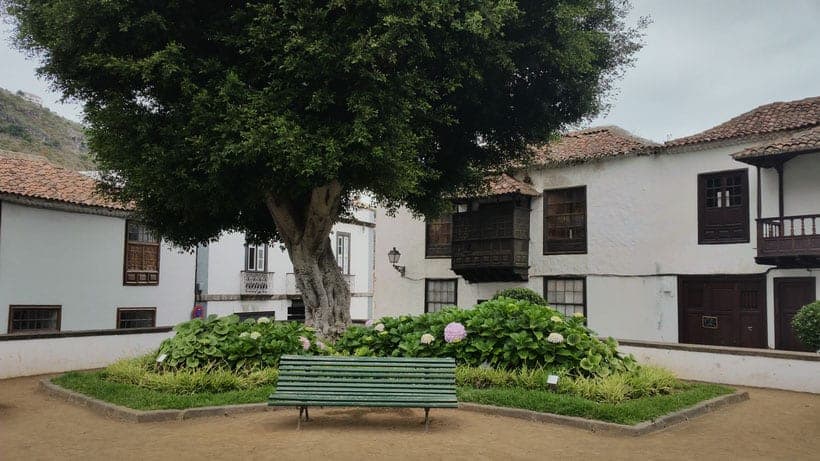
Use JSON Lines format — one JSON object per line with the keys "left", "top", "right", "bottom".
{"left": 459, "top": 390, "right": 749, "bottom": 436}
{"left": 41, "top": 378, "right": 748, "bottom": 433}
{"left": 39, "top": 379, "right": 275, "bottom": 423}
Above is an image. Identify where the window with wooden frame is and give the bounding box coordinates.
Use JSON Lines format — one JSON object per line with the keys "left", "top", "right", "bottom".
{"left": 543, "top": 186, "right": 587, "bottom": 254}
{"left": 245, "top": 243, "right": 268, "bottom": 272}
{"left": 124, "top": 221, "right": 160, "bottom": 285}
{"left": 425, "top": 279, "right": 457, "bottom": 313}
{"left": 116, "top": 308, "right": 156, "bottom": 329}
{"left": 8, "top": 306, "right": 61, "bottom": 333}
{"left": 544, "top": 277, "right": 586, "bottom": 317}
{"left": 698, "top": 169, "right": 749, "bottom": 244}
{"left": 336, "top": 232, "right": 351, "bottom": 274}
{"left": 425, "top": 214, "right": 452, "bottom": 258}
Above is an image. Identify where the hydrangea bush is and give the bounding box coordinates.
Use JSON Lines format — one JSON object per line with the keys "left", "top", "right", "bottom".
{"left": 335, "top": 298, "right": 637, "bottom": 377}
{"left": 156, "top": 315, "right": 323, "bottom": 371}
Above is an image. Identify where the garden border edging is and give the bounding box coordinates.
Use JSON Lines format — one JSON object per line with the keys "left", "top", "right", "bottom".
{"left": 459, "top": 390, "right": 749, "bottom": 436}
{"left": 40, "top": 378, "right": 748, "bottom": 433}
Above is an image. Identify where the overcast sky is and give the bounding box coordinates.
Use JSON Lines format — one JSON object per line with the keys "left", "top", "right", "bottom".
{"left": 1, "top": 0, "right": 818, "bottom": 142}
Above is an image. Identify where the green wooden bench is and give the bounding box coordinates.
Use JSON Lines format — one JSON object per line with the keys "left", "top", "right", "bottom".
{"left": 269, "top": 355, "right": 458, "bottom": 431}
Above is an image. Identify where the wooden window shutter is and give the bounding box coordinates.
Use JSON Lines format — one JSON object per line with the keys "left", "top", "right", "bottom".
{"left": 124, "top": 221, "right": 160, "bottom": 285}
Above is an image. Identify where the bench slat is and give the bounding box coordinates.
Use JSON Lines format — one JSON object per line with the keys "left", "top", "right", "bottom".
{"left": 271, "top": 400, "right": 459, "bottom": 408}
{"left": 280, "top": 366, "right": 454, "bottom": 374}
{"left": 274, "top": 388, "right": 455, "bottom": 396}
{"left": 276, "top": 383, "right": 454, "bottom": 391}
{"left": 277, "top": 370, "right": 453, "bottom": 379}
{"left": 280, "top": 355, "right": 454, "bottom": 364}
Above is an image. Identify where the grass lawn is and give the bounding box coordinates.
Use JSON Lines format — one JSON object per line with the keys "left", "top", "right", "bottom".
{"left": 457, "top": 383, "right": 734, "bottom": 425}
{"left": 52, "top": 371, "right": 733, "bottom": 424}
{"left": 52, "top": 371, "right": 275, "bottom": 411}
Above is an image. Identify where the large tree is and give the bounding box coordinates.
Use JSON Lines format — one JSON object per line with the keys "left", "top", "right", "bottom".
{"left": 6, "top": 0, "right": 643, "bottom": 337}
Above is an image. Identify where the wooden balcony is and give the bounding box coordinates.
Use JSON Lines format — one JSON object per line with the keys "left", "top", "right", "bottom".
{"left": 240, "top": 271, "right": 275, "bottom": 295}
{"left": 756, "top": 214, "right": 820, "bottom": 267}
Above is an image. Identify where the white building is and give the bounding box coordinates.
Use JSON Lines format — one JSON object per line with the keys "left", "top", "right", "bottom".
{"left": 195, "top": 205, "right": 375, "bottom": 322}
{"left": 0, "top": 153, "right": 197, "bottom": 378}
{"left": 374, "top": 98, "right": 820, "bottom": 391}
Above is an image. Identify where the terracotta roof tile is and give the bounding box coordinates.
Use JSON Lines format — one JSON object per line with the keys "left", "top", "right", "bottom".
{"left": 732, "top": 125, "right": 820, "bottom": 160}
{"left": 0, "top": 152, "right": 129, "bottom": 211}
{"left": 666, "top": 96, "right": 820, "bottom": 147}
{"left": 485, "top": 173, "right": 539, "bottom": 197}
{"left": 530, "top": 126, "right": 657, "bottom": 165}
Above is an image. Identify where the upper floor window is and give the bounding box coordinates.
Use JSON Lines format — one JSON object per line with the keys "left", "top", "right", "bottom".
{"left": 698, "top": 169, "right": 749, "bottom": 244}
{"left": 117, "top": 307, "right": 156, "bottom": 329}
{"left": 336, "top": 232, "right": 351, "bottom": 274}
{"left": 245, "top": 243, "right": 267, "bottom": 272}
{"left": 124, "top": 221, "right": 160, "bottom": 285}
{"left": 425, "top": 279, "right": 457, "bottom": 313}
{"left": 425, "top": 214, "right": 452, "bottom": 258}
{"left": 8, "top": 306, "right": 61, "bottom": 333}
{"left": 544, "top": 186, "right": 587, "bottom": 254}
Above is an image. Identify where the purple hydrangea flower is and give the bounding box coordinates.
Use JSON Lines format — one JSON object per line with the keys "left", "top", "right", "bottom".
{"left": 444, "top": 322, "right": 467, "bottom": 343}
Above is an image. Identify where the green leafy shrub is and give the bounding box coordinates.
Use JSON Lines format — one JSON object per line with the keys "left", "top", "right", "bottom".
{"left": 792, "top": 301, "right": 820, "bottom": 351}
{"left": 456, "top": 365, "right": 680, "bottom": 403}
{"left": 104, "top": 356, "right": 278, "bottom": 393}
{"left": 156, "top": 315, "right": 325, "bottom": 371}
{"left": 336, "top": 298, "right": 636, "bottom": 376}
{"left": 491, "top": 288, "right": 547, "bottom": 306}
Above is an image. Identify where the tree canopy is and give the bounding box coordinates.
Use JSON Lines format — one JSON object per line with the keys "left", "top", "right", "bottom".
{"left": 6, "top": 0, "right": 644, "bottom": 246}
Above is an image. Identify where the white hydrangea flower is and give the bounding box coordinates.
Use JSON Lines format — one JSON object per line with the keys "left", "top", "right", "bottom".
{"left": 550, "top": 315, "right": 563, "bottom": 323}
{"left": 239, "top": 332, "right": 250, "bottom": 339}
{"left": 257, "top": 316, "right": 271, "bottom": 323}
{"left": 374, "top": 323, "right": 385, "bottom": 332}
{"left": 420, "top": 333, "right": 435, "bottom": 345}
{"left": 573, "top": 312, "right": 584, "bottom": 318}
{"left": 249, "top": 331, "right": 262, "bottom": 340}
{"left": 547, "top": 332, "right": 564, "bottom": 344}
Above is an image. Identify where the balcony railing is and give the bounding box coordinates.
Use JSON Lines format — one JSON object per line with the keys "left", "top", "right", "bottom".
{"left": 285, "top": 273, "right": 355, "bottom": 294}
{"left": 757, "top": 214, "right": 820, "bottom": 267}
{"left": 240, "top": 271, "right": 275, "bottom": 295}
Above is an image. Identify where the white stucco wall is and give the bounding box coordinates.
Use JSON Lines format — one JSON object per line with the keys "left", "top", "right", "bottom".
{"left": 620, "top": 345, "right": 820, "bottom": 393}
{"left": 781, "top": 152, "right": 820, "bottom": 216}
{"left": 0, "top": 202, "right": 196, "bottom": 332}
{"left": 0, "top": 331, "right": 173, "bottom": 379}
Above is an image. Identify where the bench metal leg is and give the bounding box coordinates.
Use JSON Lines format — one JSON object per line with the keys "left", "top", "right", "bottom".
{"left": 298, "top": 406, "right": 303, "bottom": 430}
{"left": 424, "top": 407, "right": 430, "bottom": 432}
{"left": 304, "top": 406, "right": 310, "bottom": 421}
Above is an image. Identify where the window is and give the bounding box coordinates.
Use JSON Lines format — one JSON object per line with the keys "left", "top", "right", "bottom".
{"left": 336, "top": 232, "right": 351, "bottom": 274}
{"left": 245, "top": 243, "right": 267, "bottom": 272}
{"left": 8, "top": 306, "right": 61, "bottom": 333}
{"left": 124, "top": 221, "right": 160, "bottom": 285}
{"left": 116, "top": 308, "right": 156, "bottom": 329}
{"left": 698, "top": 169, "right": 749, "bottom": 244}
{"left": 544, "top": 277, "right": 586, "bottom": 317}
{"left": 235, "top": 310, "right": 276, "bottom": 322}
{"left": 544, "top": 186, "right": 587, "bottom": 254}
{"left": 288, "top": 299, "right": 306, "bottom": 322}
{"left": 425, "top": 279, "right": 457, "bottom": 313}
{"left": 425, "top": 214, "right": 452, "bottom": 258}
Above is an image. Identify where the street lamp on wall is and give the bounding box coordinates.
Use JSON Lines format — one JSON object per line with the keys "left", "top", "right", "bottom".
{"left": 388, "top": 247, "right": 406, "bottom": 277}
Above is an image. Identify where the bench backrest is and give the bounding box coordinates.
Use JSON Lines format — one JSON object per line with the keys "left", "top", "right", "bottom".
{"left": 272, "top": 355, "right": 458, "bottom": 408}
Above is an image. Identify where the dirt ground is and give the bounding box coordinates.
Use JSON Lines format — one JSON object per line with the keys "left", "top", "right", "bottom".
{"left": 0, "top": 375, "right": 818, "bottom": 461}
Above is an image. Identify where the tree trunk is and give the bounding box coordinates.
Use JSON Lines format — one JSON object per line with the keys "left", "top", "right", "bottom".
{"left": 265, "top": 181, "right": 351, "bottom": 339}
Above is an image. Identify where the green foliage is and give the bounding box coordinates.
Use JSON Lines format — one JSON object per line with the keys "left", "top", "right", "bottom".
{"left": 52, "top": 371, "right": 274, "bottom": 411}
{"left": 6, "top": 0, "right": 645, "bottom": 247}
{"left": 491, "top": 288, "right": 547, "bottom": 306}
{"left": 335, "top": 298, "right": 637, "bottom": 376}
{"left": 0, "top": 87, "right": 91, "bottom": 169}
{"left": 104, "top": 355, "right": 278, "bottom": 393}
{"left": 457, "top": 382, "right": 733, "bottom": 425}
{"left": 792, "top": 301, "right": 820, "bottom": 351}
{"left": 156, "top": 315, "right": 325, "bottom": 371}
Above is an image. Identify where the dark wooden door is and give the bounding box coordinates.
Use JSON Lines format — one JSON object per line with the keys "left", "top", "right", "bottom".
{"left": 774, "top": 277, "right": 816, "bottom": 351}
{"left": 679, "top": 275, "right": 766, "bottom": 348}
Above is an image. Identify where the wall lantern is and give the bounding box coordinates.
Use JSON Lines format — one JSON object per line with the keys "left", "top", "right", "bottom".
{"left": 388, "top": 247, "right": 406, "bottom": 277}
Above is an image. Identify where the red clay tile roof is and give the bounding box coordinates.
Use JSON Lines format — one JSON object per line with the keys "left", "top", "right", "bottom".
{"left": 666, "top": 96, "right": 820, "bottom": 147}
{"left": 485, "top": 173, "right": 539, "bottom": 197}
{"left": 733, "top": 125, "right": 820, "bottom": 161}
{"left": 530, "top": 126, "right": 657, "bottom": 165}
{"left": 0, "top": 152, "right": 129, "bottom": 211}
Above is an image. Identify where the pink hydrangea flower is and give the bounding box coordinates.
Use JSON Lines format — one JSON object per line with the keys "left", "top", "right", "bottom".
{"left": 444, "top": 322, "right": 467, "bottom": 343}
{"left": 299, "top": 336, "right": 311, "bottom": 350}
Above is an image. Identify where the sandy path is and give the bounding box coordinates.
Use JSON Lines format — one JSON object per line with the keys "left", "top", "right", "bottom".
{"left": 0, "top": 375, "right": 818, "bottom": 460}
